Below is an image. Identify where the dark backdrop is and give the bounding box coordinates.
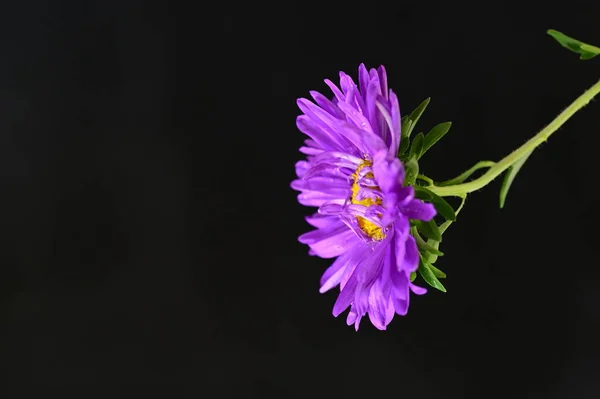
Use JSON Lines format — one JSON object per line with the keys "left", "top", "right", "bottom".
{"left": 1, "top": 1, "right": 599, "bottom": 397}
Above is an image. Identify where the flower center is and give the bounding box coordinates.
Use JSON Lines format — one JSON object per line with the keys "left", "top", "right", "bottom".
{"left": 350, "top": 160, "right": 385, "bottom": 241}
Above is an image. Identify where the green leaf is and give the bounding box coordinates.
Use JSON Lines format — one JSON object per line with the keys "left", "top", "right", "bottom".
{"left": 499, "top": 150, "right": 533, "bottom": 208}
{"left": 421, "top": 122, "right": 452, "bottom": 157}
{"left": 418, "top": 257, "right": 447, "bottom": 292}
{"left": 404, "top": 154, "right": 419, "bottom": 186}
{"left": 412, "top": 226, "right": 444, "bottom": 256}
{"left": 423, "top": 238, "right": 441, "bottom": 264}
{"left": 405, "top": 98, "right": 430, "bottom": 138}
{"left": 416, "top": 219, "right": 441, "bottom": 242}
{"left": 410, "top": 271, "right": 417, "bottom": 282}
{"left": 547, "top": 29, "right": 600, "bottom": 60}
{"left": 398, "top": 131, "right": 411, "bottom": 156}
{"left": 413, "top": 186, "right": 457, "bottom": 221}
{"left": 428, "top": 263, "right": 447, "bottom": 279}
{"left": 409, "top": 132, "right": 424, "bottom": 159}
{"left": 417, "top": 238, "right": 444, "bottom": 256}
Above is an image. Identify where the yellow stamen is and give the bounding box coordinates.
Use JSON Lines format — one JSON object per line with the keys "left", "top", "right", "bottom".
{"left": 350, "top": 160, "right": 385, "bottom": 241}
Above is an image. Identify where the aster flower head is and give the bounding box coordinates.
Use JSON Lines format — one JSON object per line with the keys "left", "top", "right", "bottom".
{"left": 291, "top": 32, "right": 600, "bottom": 332}
{"left": 292, "top": 64, "right": 437, "bottom": 330}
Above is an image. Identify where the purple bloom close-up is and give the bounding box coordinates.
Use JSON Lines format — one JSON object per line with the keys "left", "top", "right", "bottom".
{"left": 292, "top": 64, "right": 437, "bottom": 330}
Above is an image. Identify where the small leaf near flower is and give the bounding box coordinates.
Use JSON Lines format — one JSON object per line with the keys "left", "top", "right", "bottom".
{"left": 404, "top": 97, "right": 430, "bottom": 138}
{"left": 414, "top": 186, "right": 457, "bottom": 221}
{"left": 409, "top": 132, "right": 425, "bottom": 159}
{"left": 547, "top": 29, "right": 600, "bottom": 60}
{"left": 421, "top": 122, "right": 452, "bottom": 157}
{"left": 415, "top": 219, "right": 442, "bottom": 242}
{"left": 404, "top": 154, "right": 420, "bottom": 186}
{"left": 418, "top": 256, "right": 447, "bottom": 292}
{"left": 410, "top": 271, "right": 417, "bottom": 282}
{"left": 413, "top": 227, "right": 444, "bottom": 257}
{"left": 428, "top": 263, "right": 447, "bottom": 279}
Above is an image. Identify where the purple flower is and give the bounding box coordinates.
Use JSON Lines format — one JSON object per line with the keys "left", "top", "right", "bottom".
{"left": 291, "top": 64, "right": 437, "bottom": 330}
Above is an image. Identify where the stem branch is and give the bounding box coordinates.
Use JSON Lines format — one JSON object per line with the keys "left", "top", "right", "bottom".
{"left": 428, "top": 79, "right": 600, "bottom": 197}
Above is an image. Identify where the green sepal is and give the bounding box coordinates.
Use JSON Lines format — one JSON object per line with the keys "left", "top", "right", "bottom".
{"left": 416, "top": 235, "right": 444, "bottom": 256}
{"left": 404, "top": 154, "right": 420, "bottom": 186}
{"left": 410, "top": 271, "right": 417, "bottom": 282}
{"left": 418, "top": 255, "right": 447, "bottom": 292}
{"left": 499, "top": 150, "right": 532, "bottom": 208}
{"left": 423, "top": 239, "right": 440, "bottom": 264}
{"left": 413, "top": 186, "right": 457, "bottom": 221}
{"left": 547, "top": 29, "right": 600, "bottom": 60}
{"left": 415, "top": 219, "right": 441, "bottom": 242}
{"left": 421, "top": 122, "right": 452, "bottom": 157}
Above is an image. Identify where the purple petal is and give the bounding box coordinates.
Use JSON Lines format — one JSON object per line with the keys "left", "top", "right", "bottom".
{"left": 310, "top": 90, "right": 345, "bottom": 119}
{"left": 339, "top": 72, "right": 357, "bottom": 98}
{"left": 291, "top": 175, "right": 349, "bottom": 193}
{"left": 389, "top": 91, "right": 401, "bottom": 156}
{"left": 346, "top": 308, "right": 358, "bottom": 326}
{"left": 377, "top": 65, "right": 388, "bottom": 100}
{"left": 337, "top": 101, "right": 375, "bottom": 135}
{"left": 297, "top": 190, "right": 346, "bottom": 207}
{"left": 372, "top": 150, "right": 405, "bottom": 195}
{"left": 297, "top": 100, "right": 357, "bottom": 152}
{"left": 324, "top": 79, "right": 345, "bottom": 102}
{"left": 333, "top": 267, "right": 359, "bottom": 317}
{"left": 301, "top": 161, "right": 354, "bottom": 181}
{"left": 305, "top": 214, "right": 342, "bottom": 229}
{"left": 402, "top": 235, "right": 420, "bottom": 273}
{"left": 296, "top": 114, "right": 340, "bottom": 152}
{"left": 365, "top": 74, "right": 382, "bottom": 139}
{"left": 410, "top": 283, "right": 427, "bottom": 295}
{"left": 298, "top": 224, "right": 358, "bottom": 259}
{"left": 393, "top": 296, "right": 409, "bottom": 316}
{"left": 319, "top": 245, "right": 360, "bottom": 293}
{"left": 311, "top": 151, "right": 363, "bottom": 167}
{"left": 295, "top": 160, "right": 310, "bottom": 178}
{"left": 367, "top": 284, "right": 388, "bottom": 330}
{"left": 318, "top": 201, "right": 344, "bottom": 215}
{"left": 384, "top": 296, "right": 395, "bottom": 326}
{"left": 400, "top": 199, "right": 437, "bottom": 221}
{"left": 299, "top": 146, "right": 323, "bottom": 156}
{"left": 358, "top": 64, "right": 369, "bottom": 98}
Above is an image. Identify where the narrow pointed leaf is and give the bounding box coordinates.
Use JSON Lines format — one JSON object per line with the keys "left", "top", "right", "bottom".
{"left": 418, "top": 257, "right": 447, "bottom": 292}
{"left": 428, "top": 263, "right": 447, "bottom": 279}
{"left": 414, "top": 186, "right": 457, "bottom": 221}
{"left": 405, "top": 97, "right": 430, "bottom": 138}
{"left": 398, "top": 126, "right": 411, "bottom": 156}
{"left": 413, "top": 228, "right": 444, "bottom": 256}
{"left": 499, "top": 150, "right": 533, "bottom": 208}
{"left": 423, "top": 239, "right": 441, "bottom": 264}
{"left": 417, "top": 241, "right": 444, "bottom": 257}
{"left": 422, "top": 121, "right": 452, "bottom": 156}
{"left": 547, "top": 29, "right": 600, "bottom": 60}
{"left": 409, "top": 132, "right": 424, "bottom": 159}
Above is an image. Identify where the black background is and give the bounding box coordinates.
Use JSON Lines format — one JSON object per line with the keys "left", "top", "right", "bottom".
{"left": 1, "top": 1, "right": 599, "bottom": 397}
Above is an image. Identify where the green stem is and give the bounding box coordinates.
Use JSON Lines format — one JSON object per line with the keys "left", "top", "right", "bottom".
{"left": 416, "top": 174, "right": 434, "bottom": 186}
{"left": 428, "top": 79, "right": 600, "bottom": 197}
